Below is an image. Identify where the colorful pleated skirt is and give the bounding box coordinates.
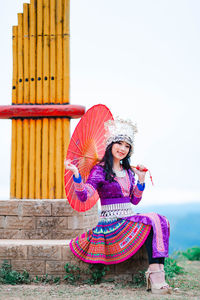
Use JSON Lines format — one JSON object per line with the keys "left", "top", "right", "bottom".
{"left": 69, "top": 218, "right": 151, "bottom": 264}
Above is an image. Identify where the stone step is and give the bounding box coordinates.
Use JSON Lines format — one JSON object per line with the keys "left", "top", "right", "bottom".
{"left": 0, "top": 239, "right": 71, "bottom": 278}
{"left": 0, "top": 199, "right": 98, "bottom": 239}
{"left": 0, "top": 239, "right": 148, "bottom": 280}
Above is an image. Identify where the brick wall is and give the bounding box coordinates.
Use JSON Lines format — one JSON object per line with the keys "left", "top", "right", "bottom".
{"left": 0, "top": 199, "right": 98, "bottom": 239}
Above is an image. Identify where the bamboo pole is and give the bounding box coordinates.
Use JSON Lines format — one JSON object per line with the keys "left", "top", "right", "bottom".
{"left": 63, "top": 0, "right": 70, "bottom": 104}
{"left": 55, "top": 0, "right": 63, "bottom": 198}
{"left": 12, "top": 27, "right": 18, "bottom": 105}
{"left": 23, "top": 4, "right": 30, "bottom": 104}
{"left": 36, "top": 0, "right": 43, "bottom": 198}
{"left": 36, "top": 0, "right": 43, "bottom": 104}
{"left": 10, "top": 26, "right": 18, "bottom": 198}
{"left": 49, "top": 0, "right": 56, "bottom": 199}
{"left": 30, "top": 0, "right": 36, "bottom": 105}
{"left": 22, "top": 3, "right": 30, "bottom": 198}
{"left": 17, "top": 14, "right": 24, "bottom": 104}
{"left": 29, "top": 0, "right": 37, "bottom": 198}
{"left": 43, "top": 0, "right": 50, "bottom": 103}
{"left": 62, "top": 0, "right": 70, "bottom": 197}
{"left": 16, "top": 13, "right": 24, "bottom": 199}
{"left": 42, "top": 0, "right": 50, "bottom": 198}
{"left": 56, "top": 0, "right": 63, "bottom": 105}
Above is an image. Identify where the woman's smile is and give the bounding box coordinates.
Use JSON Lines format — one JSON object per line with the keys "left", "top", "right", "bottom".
{"left": 112, "top": 141, "right": 130, "bottom": 160}
{"left": 118, "top": 151, "right": 125, "bottom": 156}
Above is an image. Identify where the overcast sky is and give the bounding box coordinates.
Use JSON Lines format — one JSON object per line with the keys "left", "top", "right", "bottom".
{"left": 0, "top": 0, "right": 200, "bottom": 206}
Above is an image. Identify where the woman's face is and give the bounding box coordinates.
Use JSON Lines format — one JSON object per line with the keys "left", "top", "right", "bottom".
{"left": 111, "top": 141, "right": 131, "bottom": 161}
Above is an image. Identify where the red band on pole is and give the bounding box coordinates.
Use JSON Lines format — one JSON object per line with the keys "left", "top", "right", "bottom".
{"left": 0, "top": 104, "right": 85, "bottom": 119}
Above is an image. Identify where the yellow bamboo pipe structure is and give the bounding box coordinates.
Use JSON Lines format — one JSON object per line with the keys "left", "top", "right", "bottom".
{"left": 11, "top": 0, "right": 71, "bottom": 199}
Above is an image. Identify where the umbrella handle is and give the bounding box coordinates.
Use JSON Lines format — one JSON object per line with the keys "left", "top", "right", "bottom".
{"left": 131, "top": 166, "right": 148, "bottom": 172}
{"left": 131, "top": 165, "right": 154, "bottom": 186}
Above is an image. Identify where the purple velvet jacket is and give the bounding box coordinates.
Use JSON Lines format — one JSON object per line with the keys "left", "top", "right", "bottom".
{"left": 74, "top": 164, "right": 144, "bottom": 205}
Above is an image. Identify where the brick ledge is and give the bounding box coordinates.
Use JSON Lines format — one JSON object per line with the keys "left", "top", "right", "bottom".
{"left": 0, "top": 239, "right": 148, "bottom": 280}
{"left": 0, "top": 239, "right": 70, "bottom": 246}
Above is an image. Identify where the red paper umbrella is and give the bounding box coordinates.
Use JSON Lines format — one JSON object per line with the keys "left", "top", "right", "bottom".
{"left": 64, "top": 104, "right": 113, "bottom": 212}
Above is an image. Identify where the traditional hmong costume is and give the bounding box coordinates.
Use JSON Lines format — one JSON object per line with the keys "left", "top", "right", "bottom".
{"left": 70, "top": 164, "right": 170, "bottom": 264}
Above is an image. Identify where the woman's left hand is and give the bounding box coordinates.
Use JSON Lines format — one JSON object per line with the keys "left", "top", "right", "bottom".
{"left": 132, "top": 164, "right": 147, "bottom": 183}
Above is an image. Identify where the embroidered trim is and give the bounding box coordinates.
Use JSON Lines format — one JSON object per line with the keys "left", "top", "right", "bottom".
{"left": 119, "top": 223, "right": 142, "bottom": 248}
{"left": 85, "top": 183, "right": 96, "bottom": 198}
{"left": 100, "top": 202, "right": 134, "bottom": 219}
{"left": 134, "top": 185, "right": 143, "bottom": 198}
{"left": 99, "top": 217, "right": 119, "bottom": 222}
{"left": 115, "top": 171, "right": 131, "bottom": 197}
{"left": 74, "top": 182, "right": 96, "bottom": 200}
{"left": 73, "top": 181, "right": 85, "bottom": 192}
{"left": 141, "top": 212, "right": 165, "bottom": 252}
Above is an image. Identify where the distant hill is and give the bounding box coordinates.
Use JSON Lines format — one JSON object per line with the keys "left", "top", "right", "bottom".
{"left": 135, "top": 202, "right": 200, "bottom": 254}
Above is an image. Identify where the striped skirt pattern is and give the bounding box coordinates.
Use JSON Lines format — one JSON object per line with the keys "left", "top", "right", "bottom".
{"left": 69, "top": 218, "right": 151, "bottom": 264}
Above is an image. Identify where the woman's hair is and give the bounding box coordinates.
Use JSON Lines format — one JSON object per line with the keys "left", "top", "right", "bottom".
{"left": 100, "top": 141, "right": 133, "bottom": 182}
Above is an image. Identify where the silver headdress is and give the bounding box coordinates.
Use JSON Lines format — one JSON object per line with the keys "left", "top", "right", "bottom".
{"left": 104, "top": 118, "right": 138, "bottom": 154}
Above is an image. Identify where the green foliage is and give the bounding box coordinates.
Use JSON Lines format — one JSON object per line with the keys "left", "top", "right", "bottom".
{"left": 132, "top": 270, "right": 146, "bottom": 287}
{"left": 33, "top": 274, "right": 61, "bottom": 285}
{"left": 64, "top": 262, "right": 109, "bottom": 285}
{"left": 53, "top": 276, "right": 61, "bottom": 284}
{"left": 0, "top": 260, "right": 31, "bottom": 285}
{"left": 177, "top": 247, "right": 200, "bottom": 261}
{"left": 164, "top": 257, "right": 184, "bottom": 280}
{"left": 64, "top": 263, "right": 81, "bottom": 284}
{"left": 0, "top": 260, "right": 110, "bottom": 286}
{"left": 0, "top": 261, "right": 60, "bottom": 285}
{"left": 85, "top": 264, "right": 110, "bottom": 284}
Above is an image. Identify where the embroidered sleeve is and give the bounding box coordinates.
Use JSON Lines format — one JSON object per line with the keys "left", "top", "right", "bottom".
{"left": 73, "top": 165, "right": 103, "bottom": 202}
{"left": 131, "top": 181, "right": 145, "bottom": 205}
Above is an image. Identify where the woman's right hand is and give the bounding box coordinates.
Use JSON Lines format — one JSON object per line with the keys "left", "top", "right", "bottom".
{"left": 64, "top": 159, "right": 79, "bottom": 178}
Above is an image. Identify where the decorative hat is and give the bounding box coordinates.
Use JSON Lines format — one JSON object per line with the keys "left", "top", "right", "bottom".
{"left": 104, "top": 118, "right": 138, "bottom": 154}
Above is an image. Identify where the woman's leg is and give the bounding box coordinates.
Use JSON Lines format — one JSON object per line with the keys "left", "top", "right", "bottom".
{"left": 145, "top": 228, "right": 165, "bottom": 265}
{"left": 145, "top": 228, "right": 170, "bottom": 292}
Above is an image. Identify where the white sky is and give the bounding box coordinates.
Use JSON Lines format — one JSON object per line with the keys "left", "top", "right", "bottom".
{"left": 0, "top": 0, "right": 200, "bottom": 205}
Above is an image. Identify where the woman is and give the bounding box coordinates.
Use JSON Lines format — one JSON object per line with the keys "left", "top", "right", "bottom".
{"left": 64, "top": 118, "right": 171, "bottom": 294}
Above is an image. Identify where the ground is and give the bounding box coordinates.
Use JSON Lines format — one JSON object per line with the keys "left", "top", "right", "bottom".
{"left": 0, "top": 261, "right": 199, "bottom": 300}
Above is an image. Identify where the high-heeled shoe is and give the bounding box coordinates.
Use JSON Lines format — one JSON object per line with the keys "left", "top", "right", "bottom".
{"left": 145, "top": 269, "right": 172, "bottom": 294}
